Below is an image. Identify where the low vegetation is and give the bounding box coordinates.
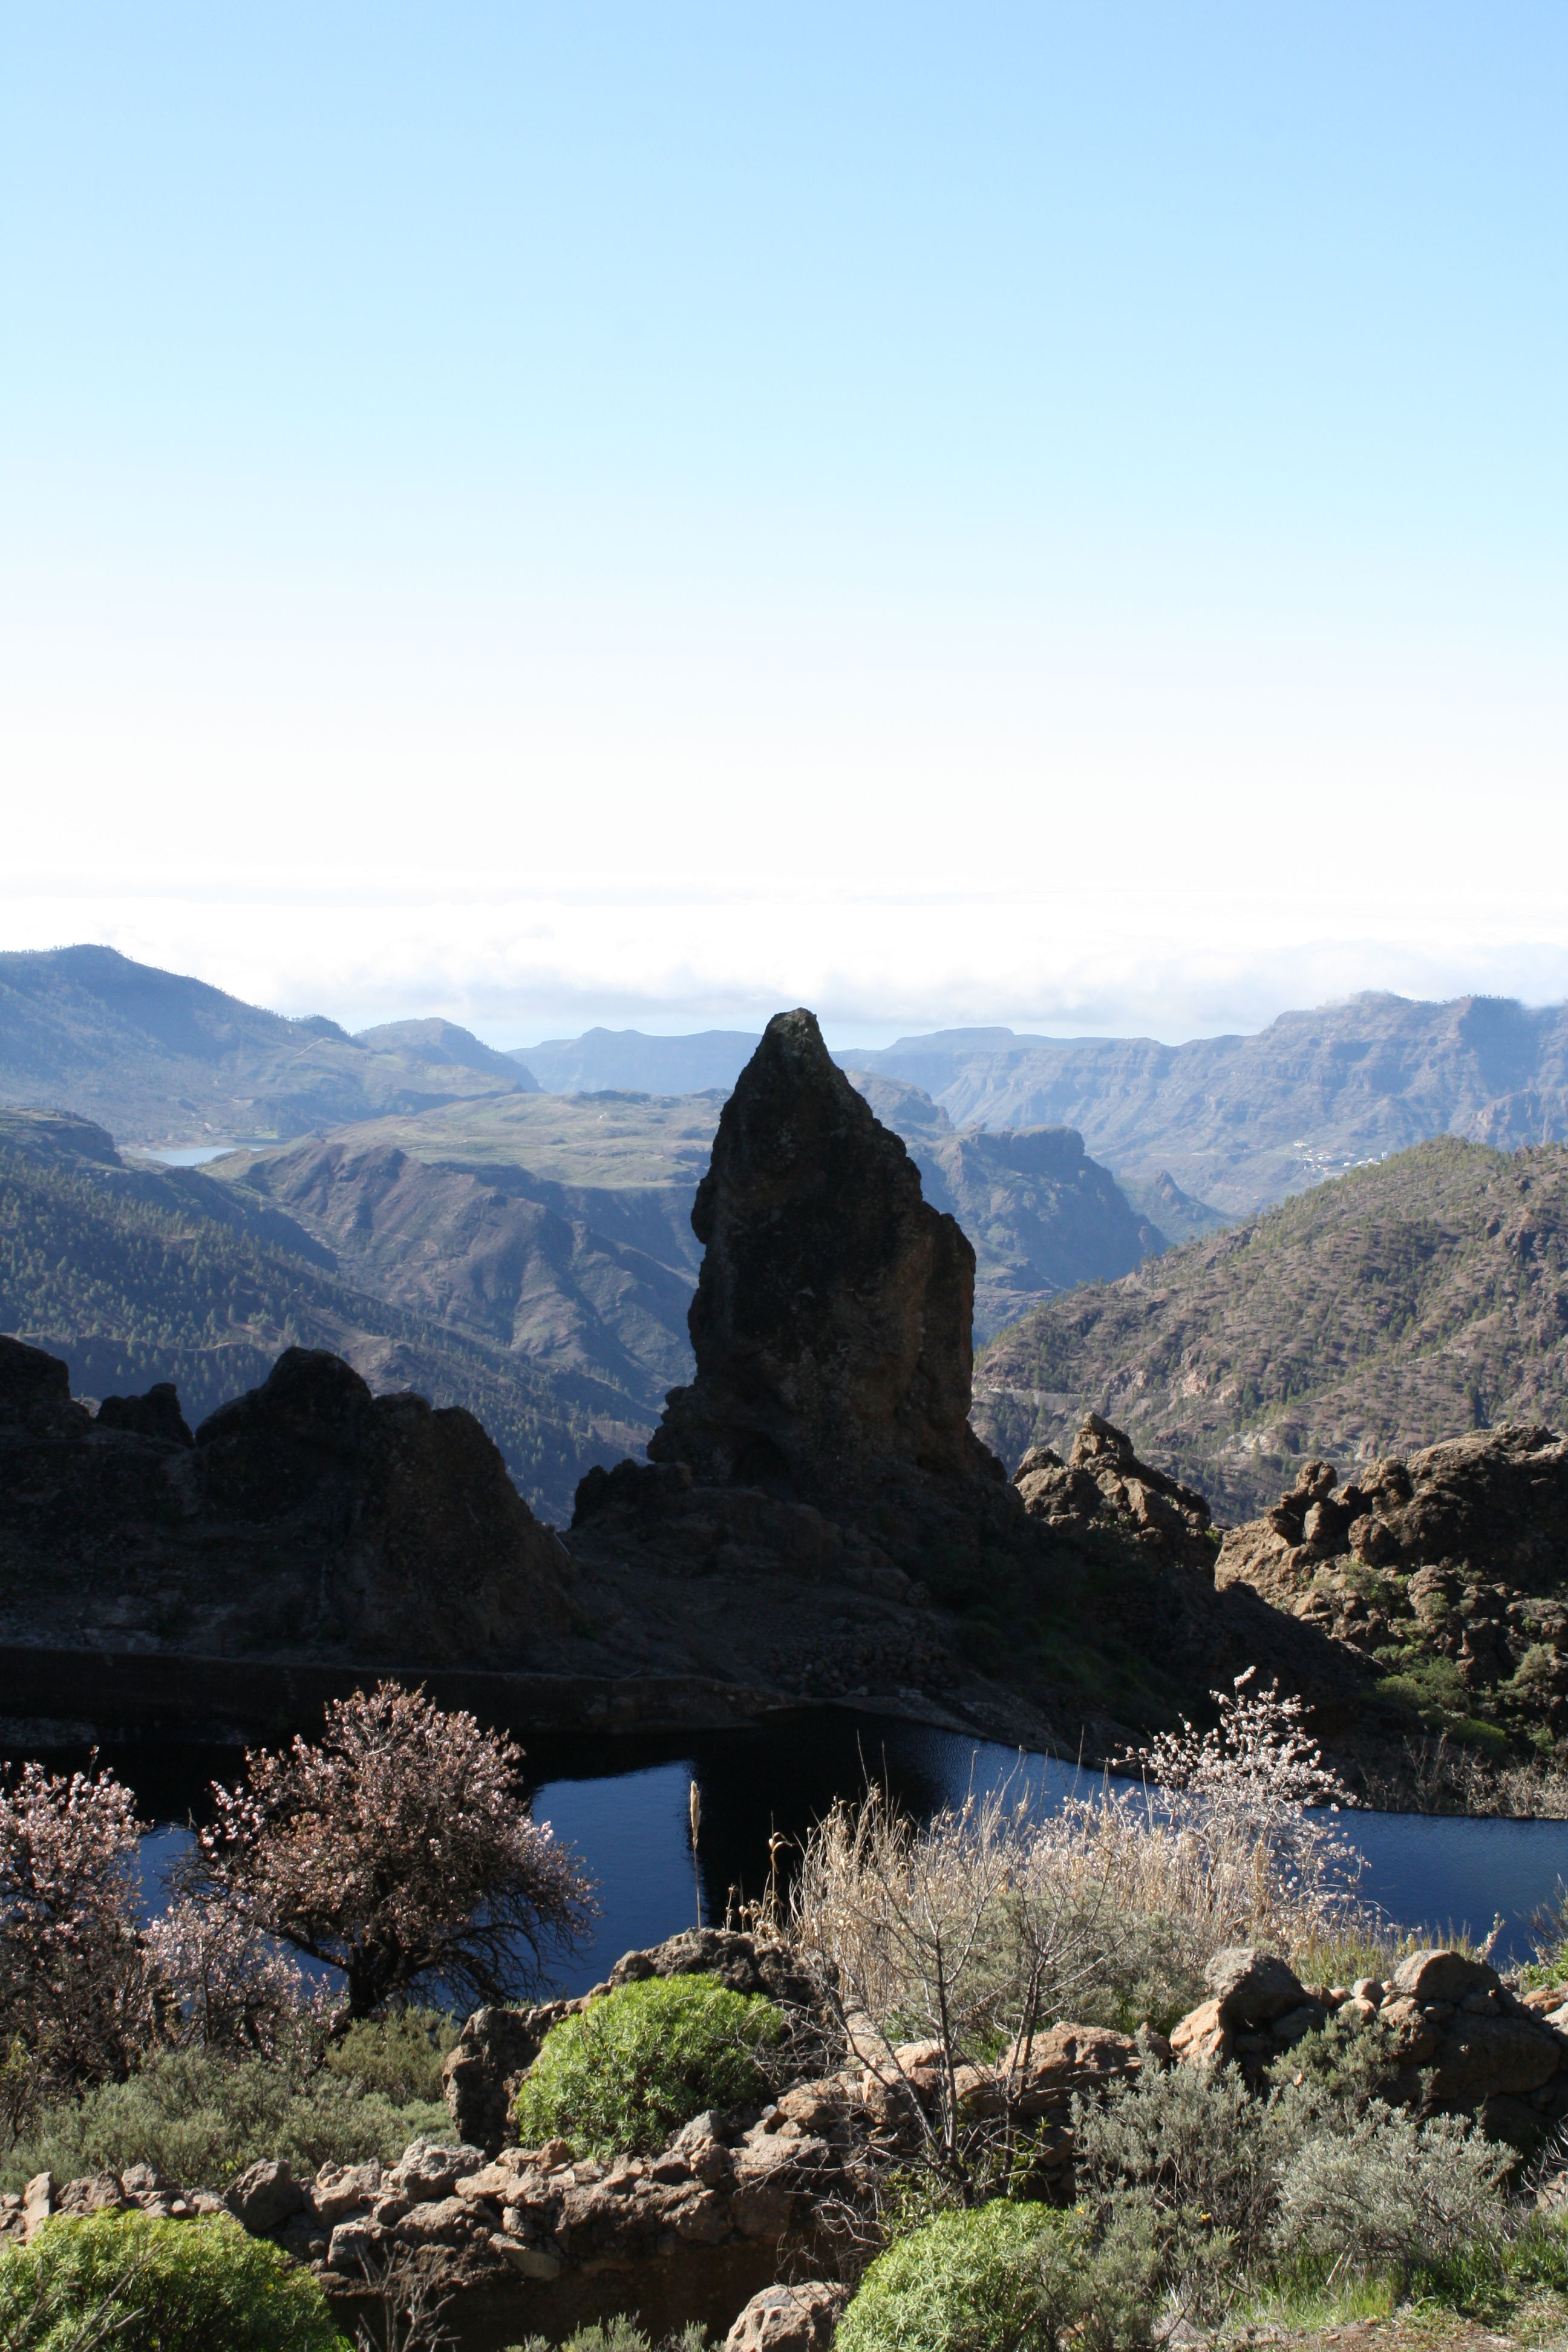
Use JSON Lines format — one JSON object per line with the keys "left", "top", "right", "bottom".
{"left": 0, "top": 2209, "right": 343, "bottom": 2352}
{"left": 515, "top": 1974, "right": 783, "bottom": 2159}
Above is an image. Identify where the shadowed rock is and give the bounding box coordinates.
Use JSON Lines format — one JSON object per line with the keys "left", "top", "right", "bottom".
{"left": 648, "top": 1009, "right": 1003, "bottom": 1508}
{"left": 0, "top": 1338, "right": 572, "bottom": 1664}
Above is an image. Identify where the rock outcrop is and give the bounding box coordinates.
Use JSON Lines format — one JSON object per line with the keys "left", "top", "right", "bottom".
{"left": 1167, "top": 1943, "right": 1568, "bottom": 2145}
{"left": 1216, "top": 1428, "right": 1568, "bottom": 1740}
{"left": 648, "top": 1009, "right": 1004, "bottom": 1508}
{"left": 1014, "top": 1413, "right": 1216, "bottom": 1573}
{"left": 0, "top": 1338, "right": 572, "bottom": 1664}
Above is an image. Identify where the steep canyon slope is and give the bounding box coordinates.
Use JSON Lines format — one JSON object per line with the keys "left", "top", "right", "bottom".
{"left": 975, "top": 1137, "right": 1568, "bottom": 1520}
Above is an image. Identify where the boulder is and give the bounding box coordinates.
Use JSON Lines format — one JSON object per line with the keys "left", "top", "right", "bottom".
{"left": 999, "top": 2022, "right": 1143, "bottom": 2116}
{"left": 1204, "top": 1949, "right": 1309, "bottom": 2027}
{"left": 225, "top": 2160, "right": 306, "bottom": 2236}
{"left": 313, "top": 2161, "right": 382, "bottom": 2223}
{"left": 390, "top": 2141, "right": 486, "bottom": 2204}
{"left": 724, "top": 2281, "right": 851, "bottom": 2351}
{"left": 53, "top": 2172, "right": 128, "bottom": 2217}
{"left": 1169, "top": 1999, "right": 1232, "bottom": 2072}
{"left": 442, "top": 2005, "right": 554, "bottom": 2154}
{"left": 1390, "top": 1950, "right": 1503, "bottom": 2008}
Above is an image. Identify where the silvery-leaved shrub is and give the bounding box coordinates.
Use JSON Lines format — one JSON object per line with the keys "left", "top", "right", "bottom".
{"left": 1270, "top": 2102, "right": 1512, "bottom": 2282}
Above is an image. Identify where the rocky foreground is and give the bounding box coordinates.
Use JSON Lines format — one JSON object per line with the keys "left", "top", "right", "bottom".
{"left": 10, "top": 1928, "right": 1568, "bottom": 2348}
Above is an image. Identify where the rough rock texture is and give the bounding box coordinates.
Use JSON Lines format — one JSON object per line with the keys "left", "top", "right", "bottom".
{"left": 724, "top": 2279, "right": 849, "bottom": 2350}
{"left": 0, "top": 1336, "right": 572, "bottom": 1664}
{"left": 648, "top": 1010, "right": 1004, "bottom": 1508}
{"left": 1014, "top": 1413, "right": 1215, "bottom": 1573}
{"left": 1168, "top": 1944, "right": 1568, "bottom": 2141}
{"left": 1216, "top": 1427, "right": 1568, "bottom": 1745}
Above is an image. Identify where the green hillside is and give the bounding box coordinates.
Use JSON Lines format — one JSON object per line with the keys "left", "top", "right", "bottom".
{"left": 975, "top": 1136, "right": 1568, "bottom": 1520}
{"left": 0, "top": 1112, "right": 645, "bottom": 1518}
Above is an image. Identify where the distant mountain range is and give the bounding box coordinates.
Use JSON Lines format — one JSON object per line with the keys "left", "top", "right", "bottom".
{"left": 843, "top": 996, "right": 1568, "bottom": 1214}
{"left": 974, "top": 1135, "right": 1568, "bottom": 1519}
{"left": 0, "top": 946, "right": 532, "bottom": 1145}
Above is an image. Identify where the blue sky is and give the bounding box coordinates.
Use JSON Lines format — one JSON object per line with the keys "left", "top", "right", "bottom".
{"left": 4, "top": 4, "right": 1565, "bottom": 1044}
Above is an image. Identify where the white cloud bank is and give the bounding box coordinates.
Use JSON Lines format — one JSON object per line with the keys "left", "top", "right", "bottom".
{"left": 5, "top": 875, "right": 1568, "bottom": 1048}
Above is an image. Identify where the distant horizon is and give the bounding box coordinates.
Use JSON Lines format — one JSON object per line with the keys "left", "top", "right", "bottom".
{"left": 10, "top": 936, "right": 1568, "bottom": 1062}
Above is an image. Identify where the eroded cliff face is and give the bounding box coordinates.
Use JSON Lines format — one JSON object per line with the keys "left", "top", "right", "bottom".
{"left": 0, "top": 1338, "right": 573, "bottom": 1665}
{"left": 648, "top": 1009, "right": 1003, "bottom": 1507}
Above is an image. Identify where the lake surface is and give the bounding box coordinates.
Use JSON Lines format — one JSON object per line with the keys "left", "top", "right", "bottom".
{"left": 136, "top": 1145, "right": 238, "bottom": 1167}
{"left": 31, "top": 1707, "right": 1568, "bottom": 1994}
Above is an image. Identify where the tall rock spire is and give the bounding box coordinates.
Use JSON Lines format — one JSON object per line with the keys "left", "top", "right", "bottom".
{"left": 648, "top": 1008, "right": 1002, "bottom": 1504}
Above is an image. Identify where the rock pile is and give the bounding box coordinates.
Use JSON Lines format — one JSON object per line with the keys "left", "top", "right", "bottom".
{"left": 1168, "top": 1943, "right": 1568, "bottom": 2144}
{"left": 0, "top": 1337, "right": 572, "bottom": 1665}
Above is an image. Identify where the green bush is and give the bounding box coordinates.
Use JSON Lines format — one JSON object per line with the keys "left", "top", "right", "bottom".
{"left": 0, "top": 2209, "right": 343, "bottom": 2352}
{"left": 513, "top": 1974, "right": 782, "bottom": 2160}
{"left": 0, "top": 2047, "right": 448, "bottom": 2195}
{"left": 322, "top": 2008, "right": 459, "bottom": 2105}
{"left": 837, "top": 2204, "right": 1137, "bottom": 2352}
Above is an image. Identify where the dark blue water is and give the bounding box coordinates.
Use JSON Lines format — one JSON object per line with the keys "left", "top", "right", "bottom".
{"left": 34, "top": 1710, "right": 1568, "bottom": 1993}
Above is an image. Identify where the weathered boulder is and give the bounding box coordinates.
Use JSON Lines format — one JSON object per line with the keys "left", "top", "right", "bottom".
{"left": 390, "top": 2141, "right": 486, "bottom": 2204}
{"left": 0, "top": 1339, "right": 573, "bottom": 1664}
{"left": 647, "top": 1010, "right": 1004, "bottom": 1508}
{"left": 1205, "top": 1947, "right": 1312, "bottom": 2027}
{"left": 999, "top": 2022, "right": 1145, "bottom": 2117}
{"left": 724, "top": 2280, "right": 849, "bottom": 2350}
{"left": 225, "top": 2159, "right": 307, "bottom": 2235}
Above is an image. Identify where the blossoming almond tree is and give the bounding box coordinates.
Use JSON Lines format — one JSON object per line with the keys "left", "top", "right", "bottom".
{"left": 0, "top": 1756, "right": 154, "bottom": 2096}
{"left": 185, "top": 1683, "right": 596, "bottom": 2019}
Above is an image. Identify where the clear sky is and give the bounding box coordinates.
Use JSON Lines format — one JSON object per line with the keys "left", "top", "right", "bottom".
{"left": 4, "top": 3, "right": 1565, "bottom": 1045}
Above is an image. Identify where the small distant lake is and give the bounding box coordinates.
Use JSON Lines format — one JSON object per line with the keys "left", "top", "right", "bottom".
{"left": 27, "top": 1709, "right": 1568, "bottom": 1995}
{"left": 135, "top": 1145, "right": 238, "bottom": 1168}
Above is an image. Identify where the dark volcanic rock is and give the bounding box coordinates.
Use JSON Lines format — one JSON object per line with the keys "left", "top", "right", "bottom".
{"left": 649, "top": 1009, "right": 1002, "bottom": 1508}
{"left": 1014, "top": 1412, "right": 1215, "bottom": 1573}
{"left": 1216, "top": 1423, "right": 1568, "bottom": 1746}
{"left": 0, "top": 1338, "right": 572, "bottom": 1664}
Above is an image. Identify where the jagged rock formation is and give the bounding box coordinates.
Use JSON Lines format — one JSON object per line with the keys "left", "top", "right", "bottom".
{"left": 1217, "top": 1425, "right": 1568, "bottom": 1745}
{"left": 0, "top": 1338, "right": 572, "bottom": 1664}
{"left": 1014, "top": 1412, "right": 1216, "bottom": 1574}
{"left": 649, "top": 1009, "right": 1003, "bottom": 1507}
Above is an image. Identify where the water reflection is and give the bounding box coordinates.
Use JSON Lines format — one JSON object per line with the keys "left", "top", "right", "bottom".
{"left": 21, "top": 1710, "right": 1568, "bottom": 1988}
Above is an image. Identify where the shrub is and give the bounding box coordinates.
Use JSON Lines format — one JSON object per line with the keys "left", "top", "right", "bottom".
{"left": 514, "top": 1975, "right": 782, "bottom": 2159}
{"left": 1270, "top": 2103, "right": 1512, "bottom": 2282}
{"left": 835, "top": 2203, "right": 1138, "bottom": 2352}
{"left": 509, "top": 2327, "right": 711, "bottom": 2352}
{"left": 322, "top": 2008, "right": 459, "bottom": 2105}
{"left": 1074, "top": 2062, "right": 1284, "bottom": 2302}
{"left": 0, "top": 2209, "right": 342, "bottom": 2352}
{"left": 0, "top": 2047, "right": 448, "bottom": 2195}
